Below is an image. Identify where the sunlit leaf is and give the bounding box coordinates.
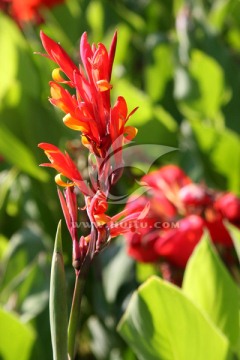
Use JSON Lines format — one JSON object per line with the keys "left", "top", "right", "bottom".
{"left": 0, "top": 124, "right": 48, "bottom": 181}
{"left": 118, "top": 276, "right": 231, "bottom": 360}
{"left": 226, "top": 222, "right": 240, "bottom": 263}
{"left": 0, "top": 307, "right": 36, "bottom": 360}
{"left": 0, "top": 13, "right": 39, "bottom": 101}
{"left": 175, "top": 50, "right": 229, "bottom": 122}
{"left": 183, "top": 233, "right": 240, "bottom": 353}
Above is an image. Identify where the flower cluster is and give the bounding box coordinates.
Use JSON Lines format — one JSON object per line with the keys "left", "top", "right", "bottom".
{"left": 38, "top": 31, "right": 144, "bottom": 272}
{"left": 0, "top": 0, "right": 64, "bottom": 24}
{"left": 124, "top": 165, "right": 239, "bottom": 272}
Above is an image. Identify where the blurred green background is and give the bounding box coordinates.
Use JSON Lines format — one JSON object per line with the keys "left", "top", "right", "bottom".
{"left": 0, "top": 0, "right": 240, "bottom": 359}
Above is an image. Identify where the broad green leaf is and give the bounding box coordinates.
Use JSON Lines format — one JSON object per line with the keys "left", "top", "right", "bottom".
{"left": 0, "top": 124, "right": 48, "bottom": 181}
{"left": 183, "top": 234, "right": 240, "bottom": 352}
{"left": 118, "top": 276, "right": 231, "bottom": 360}
{"left": 0, "top": 307, "right": 36, "bottom": 360}
{"left": 226, "top": 222, "right": 240, "bottom": 263}
{"left": 50, "top": 221, "right": 68, "bottom": 360}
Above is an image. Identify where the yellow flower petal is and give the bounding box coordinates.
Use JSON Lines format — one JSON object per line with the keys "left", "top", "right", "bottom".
{"left": 94, "top": 213, "right": 111, "bottom": 226}
{"left": 52, "top": 68, "right": 65, "bottom": 82}
{"left": 124, "top": 126, "right": 138, "bottom": 140}
{"left": 55, "top": 174, "right": 74, "bottom": 187}
{"left": 81, "top": 135, "right": 91, "bottom": 146}
{"left": 63, "top": 113, "right": 90, "bottom": 132}
{"left": 96, "top": 79, "right": 113, "bottom": 92}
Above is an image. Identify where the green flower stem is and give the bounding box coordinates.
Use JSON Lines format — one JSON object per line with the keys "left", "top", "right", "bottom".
{"left": 68, "top": 225, "right": 97, "bottom": 359}
{"left": 67, "top": 272, "right": 86, "bottom": 360}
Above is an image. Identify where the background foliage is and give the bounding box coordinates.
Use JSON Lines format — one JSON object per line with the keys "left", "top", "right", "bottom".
{"left": 0, "top": 0, "right": 239, "bottom": 359}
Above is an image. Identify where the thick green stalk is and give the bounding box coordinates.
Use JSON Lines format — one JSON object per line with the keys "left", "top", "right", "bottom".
{"left": 67, "top": 272, "right": 86, "bottom": 359}
{"left": 50, "top": 221, "right": 68, "bottom": 360}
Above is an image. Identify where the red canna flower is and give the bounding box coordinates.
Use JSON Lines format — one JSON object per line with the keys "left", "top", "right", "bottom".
{"left": 40, "top": 31, "right": 138, "bottom": 158}
{"left": 38, "top": 31, "right": 145, "bottom": 278}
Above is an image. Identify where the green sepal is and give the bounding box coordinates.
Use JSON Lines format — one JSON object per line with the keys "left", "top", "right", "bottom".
{"left": 50, "top": 220, "right": 68, "bottom": 360}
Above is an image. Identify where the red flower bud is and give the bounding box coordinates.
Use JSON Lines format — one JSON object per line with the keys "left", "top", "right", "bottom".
{"left": 179, "top": 183, "right": 212, "bottom": 207}
{"left": 215, "top": 193, "right": 240, "bottom": 227}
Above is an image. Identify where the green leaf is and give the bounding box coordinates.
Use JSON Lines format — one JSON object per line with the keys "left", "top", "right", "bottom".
{"left": 0, "top": 226, "right": 48, "bottom": 294}
{"left": 0, "top": 14, "right": 18, "bottom": 101}
{"left": 191, "top": 122, "right": 240, "bottom": 193}
{"left": 112, "top": 79, "right": 153, "bottom": 126}
{"left": 102, "top": 240, "right": 134, "bottom": 303}
{"left": 86, "top": 0, "right": 104, "bottom": 40}
{"left": 183, "top": 234, "right": 240, "bottom": 353}
{"left": 208, "top": 0, "right": 232, "bottom": 31}
{"left": 118, "top": 276, "right": 231, "bottom": 360}
{"left": 0, "top": 12, "right": 40, "bottom": 101}
{"left": 0, "top": 307, "right": 36, "bottom": 360}
{"left": 136, "top": 262, "right": 160, "bottom": 284}
{"left": 0, "top": 124, "right": 48, "bottom": 182}
{"left": 175, "top": 50, "right": 229, "bottom": 122}
{"left": 0, "top": 235, "right": 8, "bottom": 261}
{"left": 144, "top": 43, "right": 173, "bottom": 102}
{"left": 0, "top": 168, "right": 19, "bottom": 212}
{"left": 226, "top": 222, "right": 240, "bottom": 263}
{"left": 50, "top": 221, "right": 68, "bottom": 360}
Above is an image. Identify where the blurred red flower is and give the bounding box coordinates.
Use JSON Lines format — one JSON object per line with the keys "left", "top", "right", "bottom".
{"left": 124, "top": 165, "right": 238, "bottom": 270}
{"left": 0, "top": 0, "right": 64, "bottom": 23}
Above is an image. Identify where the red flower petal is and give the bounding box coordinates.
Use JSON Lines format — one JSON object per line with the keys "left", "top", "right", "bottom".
{"left": 155, "top": 215, "right": 204, "bottom": 268}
